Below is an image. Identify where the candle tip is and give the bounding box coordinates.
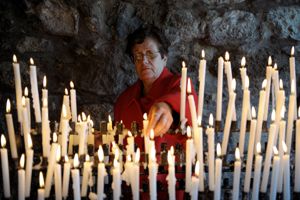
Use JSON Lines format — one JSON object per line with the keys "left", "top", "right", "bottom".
{"left": 127, "top": 130, "right": 132, "bottom": 137}
{"left": 43, "top": 76, "right": 47, "bottom": 88}
{"left": 235, "top": 147, "right": 240, "bottom": 160}
{"left": 39, "top": 172, "right": 45, "bottom": 188}
{"left": 251, "top": 106, "right": 256, "bottom": 119}
{"left": 271, "top": 109, "right": 276, "bottom": 122}
{"left": 143, "top": 113, "right": 148, "bottom": 120}
{"left": 225, "top": 51, "right": 229, "bottom": 61}
{"left": 150, "top": 129, "right": 155, "bottom": 140}
{"left": 201, "top": 50, "right": 205, "bottom": 59}
{"left": 135, "top": 148, "right": 140, "bottom": 163}
{"left": 1, "top": 134, "right": 6, "bottom": 148}
{"left": 256, "top": 143, "right": 261, "bottom": 154}
{"left": 13, "top": 54, "right": 17, "bottom": 62}
{"left": 262, "top": 79, "right": 267, "bottom": 89}
{"left": 209, "top": 114, "right": 214, "bottom": 127}
{"left": 232, "top": 79, "right": 236, "bottom": 91}
{"left": 29, "top": 58, "right": 34, "bottom": 65}
{"left": 273, "top": 146, "right": 279, "bottom": 155}
{"left": 28, "top": 134, "right": 33, "bottom": 149}
{"left": 282, "top": 141, "right": 288, "bottom": 153}
{"left": 6, "top": 99, "right": 11, "bottom": 113}
{"left": 279, "top": 79, "right": 283, "bottom": 90}
{"left": 217, "top": 143, "right": 221, "bottom": 157}
{"left": 241, "top": 56, "right": 246, "bottom": 67}
{"left": 291, "top": 46, "right": 295, "bottom": 56}
{"left": 187, "top": 78, "right": 192, "bottom": 94}
{"left": 268, "top": 56, "right": 272, "bottom": 66}
{"left": 182, "top": 61, "right": 186, "bottom": 68}
{"left": 187, "top": 126, "right": 191, "bottom": 138}
{"left": 274, "top": 63, "right": 278, "bottom": 70}
{"left": 20, "top": 154, "right": 25, "bottom": 168}
{"left": 70, "top": 81, "right": 74, "bottom": 88}
{"left": 195, "top": 160, "right": 200, "bottom": 177}
{"left": 74, "top": 153, "right": 79, "bottom": 168}
{"left": 24, "top": 87, "right": 29, "bottom": 97}
{"left": 98, "top": 145, "right": 104, "bottom": 162}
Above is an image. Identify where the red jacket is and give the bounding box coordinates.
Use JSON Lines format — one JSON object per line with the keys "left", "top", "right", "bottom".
{"left": 114, "top": 67, "right": 198, "bottom": 129}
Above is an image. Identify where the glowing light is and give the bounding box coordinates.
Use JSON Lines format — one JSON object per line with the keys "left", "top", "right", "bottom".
{"left": 273, "top": 146, "right": 278, "bottom": 155}
{"left": 30, "top": 58, "right": 34, "bottom": 65}
{"left": 73, "top": 153, "right": 79, "bottom": 168}
{"left": 24, "top": 87, "right": 28, "bottom": 97}
{"left": 291, "top": 46, "right": 295, "bottom": 56}
{"left": 217, "top": 143, "right": 221, "bottom": 157}
{"left": 150, "top": 129, "right": 154, "bottom": 140}
{"left": 43, "top": 76, "right": 47, "bottom": 88}
{"left": 39, "top": 172, "right": 44, "bottom": 188}
{"left": 256, "top": 143, "right": 261, "bottom": 154}
{"left": 262, "top": 79, "right": 267, "bottom": 90}
{"left": 271, "top": 109, "right": 276, "bottom": 122}
{"left": 235, "top": 147, "right": 240, "bottom": 160}
{"left": 187, "top": 78, "right": 192, "bottom": 94}
{"left": 195, "top": 160, "right": 200, "bottom": 177}
{"left": 143, "top": 113, "right": 148, "bottom": 120}
{"left": 13, "top": 54, "right": 17, "bottom": 63}
{"left": 28, "top": 134, "right": 33, "bottom": 149}
{"left": 6, "top": 99, "right": 11, "bottom": 113}
{"left": 279, "top": 79, "right": 283, "bottom": 90}
{"left": 201, "top": 50, "right": 205, "bottom": 59}
{"left": 70, "top": 81, "right": 74, "bottom": 89}
{"left": 56, "top": 146, "right": 61, "bottom": 162}
{"left": 251, "top": 106, "right": 256, "bottom": 119}
{"left": 225, "top": 51, "right": 229, "bottom": 61}
{"left": 187, "top": 126, "right": 191, "bottom": 138}
{"left": 82, "top": 112, "right": 87, "bottom": 121}
{"left": 98, "top": 145, "right": 104, "bottom": 162}
{"left": 1, "top": 134, "right": 6, "bottom": 148}
{"left": 282, "top": 141, "right": 288, "bottom": 154}
{"left": 20, "top": 154, "right": 25, "bottom": 168}
{"left": 209, "top": 113, "right": 214, "bottom": 127}
{"left": 241, "top": 56, "right": 246, "bottom": 67}
{"left": 65, "top": 88, "right": 68, "bottom": 95}
{"left": 65, "top": 155, "right": 69, "bottom": 162}
{"left": 135, "top": 148, "right": 140, "bottom": 163}
{"left": 128, "top": 131, "right": 132, "bottom": 137}
{"left": 182, "top": 61, "right": 186, "bottom": 68}
{"left": 268, "top": 56, "right": 272, "bottom": 66}
{"left": 53, "top": 132, "right": 58, "bottom": 143}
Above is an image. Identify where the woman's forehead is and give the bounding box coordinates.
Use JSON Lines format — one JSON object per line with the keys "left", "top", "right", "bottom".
{"left": 133, "top": 38, "right": 159, "bottom": 52}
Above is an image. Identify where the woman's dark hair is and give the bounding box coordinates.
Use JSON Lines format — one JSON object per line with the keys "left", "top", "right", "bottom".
{"left": 125, "top": 25, "right": 169, "bottom": 60}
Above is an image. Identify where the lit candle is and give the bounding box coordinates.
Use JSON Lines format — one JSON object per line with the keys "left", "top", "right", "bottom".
{"left": 25, "top": 134, "right": 34, "bottom": 197}
{"left": 195, "top": 118, "right": 204, "bottom": 192}
{"left": 260, "top": 110, "right": 278, "bottom": 192}
{"left": 97, "top": 146, "right": 107, "bottom": 200}
{"left": 289, "top": 46, "right": 297, "bottom": 119}
{"left": 263, "top": 56, "right": 273, "bottom": 121}
{"left": 197, "top": 49, "right": 206, "bottom": 119}
{"left": 239, "top": 56, "right": 247, "bottom": 90}
{"left": 42, "top": 75, "right": 48, "bottom": 104}
{"left": 132, "top": 148, "right": 140, "bottom": 200}
{"left": 5, "top": 99, "right": 18, "bottom": 158}
{"left": 277, "top": 107, "right": 286, "bottom": 193}
{"left": 286, "top": 80, "right": 296, "bottom": 153}
{"left": 78, "top": 112, "right": 88, "bottom": 156}
{"left": 22, "top": 96, "right": 30, "bottom": 151}
{"left": 214, "top": 143, "right": 222, "bottom": 200}
{"left": 216, "top": 56, "right": 224, "bottom": 122}
{"left": 166, "top": 147, "right": 176, "bottom": 200}
{"left": 61, "top": 104, "right": 71, "bottom": 157}
{"left": 42, "top": 98, "right": 51, "bottom": 157}
{"left": 185, "top": 126, "right": 195, "bottom": 192}
{"left": 1, "top": 135, "right": 11, "bottom": 198}
{"left": 232, "top": 148, "right": 241, "bottom": 200}
{"left": 187, "top": 78, "right": 198, "bottom": 137}
{"left": 143, "top": 113, "right": 150, "bottom": 154}
{"left": 180, "top": 61, "right": 187, "bottom": 124}
{"left": 62, "top": 155, "right": 71, "bottom": 199}
{"left": 107, "top": 114, "right": 113, "bottom": 132}
{"left": 239, "top": 75, "right": 250, "bottom": 157}
{"left": 148, "top": 145, "right": 158, "bottom": 200}
{"left": 59, "top": 88, "right": 71, "bottom": 132}
{"left": 24, "top": 87, "right": 31, "bottom": 130}
{"left": 18, "top": 154, "right": 25, "bottom": 200}
{"left": 252, "top": 143, "right": 262, "bottom": 200}
{"left": 244, "top": 107, "right": 257, "bottom": 192}
{"left": 221, "top": 79, "right": 236, "bottom": 155}
{"left": 29, "top": 57, "right": 41, "bottom": 123}
{"left": 81, "top": 154, "right": 92, "bottom": 197}
{"left": 224, "top": 52, "right": 236, "bottom": 121}
{"left": 38, "top": 172, "right": 45, "bottom": 200}
{"left": 122, "top": 154, "right": 132, "bottom": 185}
{"left": 282, "top": 141, "right": 291, "bottom": 200}
{"left": 255, "top": 79, "right": 267, "bottom": 146}
{"left": 275, "top": 79, "right": 285, "bottom": 128}
{"left": 190, "top": 160, "right": 199, "bottom": 200}
{"left": 70, "top": 81, "right": 77, "bottom": 122}
{"left": 126, "top": 131, "right": 134, "bottom": 156}
{"left": 270, "top": 146, "right": 280, "bottom": 200}
{"left": 206, "top": 114, "right": 215, "bottom": 191}
{"left": 12, "top": 54, "right": 23, "bottom": 122}
{"left": 54, "top": 146, "right": 62, "bottom": 200}
{"left": 112, "top": 149, "right": 121, "bottom": 200}
{"left": 295, "top": 107, "right": 300, "bottom": 192}
{"left": 71, "top": 153, "right": 81, "bottom": 200}
{"left": 272, "top": 63, "right": 279, "bottom": 98}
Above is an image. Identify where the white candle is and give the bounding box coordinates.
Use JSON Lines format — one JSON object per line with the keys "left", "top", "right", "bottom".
{"left": 42, "top": 76, "right": 48, "bottom": 105}
{"left": 22, "top": 97, "right": 30, "bottom": 150}
{"left": 277, "top": 108, "right": 286, "bottom": 193}
{"left": 12, "top": 54, "right": 23, "bottom": 122}
{"left": 70, "top": 81, "right": 77, "bottom": 122}
{"left": 263, "top": 56, "right": 273, "bottom": 121}
{"left": 260, "top": 110, "right": 278, "bottom": 192}
{"left": 61, "top": 104, "right": 71, "bottom": 157}
{"left": 197, "top": 50, "right": 206, "bottom": 119}
{"left": 295, "top": 107, "right": 300, "bottom": 192}
{"left": 195, "top": 120, "right": 204, "bottom": 192}
{"left": 42, "top": 98, "right": 51, "bottom": 157}
{"left": 78, "top": 113, "right": 88, "bottom": 156}
{"left": 190, "top": 161, "right": 199, "bottom": 200}
{"left": 18, "top": 154, "right": 25, "bottom": 200}
{"left": 81, "top": 155, "right": 92, "bottom": 197}
{"left": 216, "top": 56, "right": 224, "bottom": 122}
{"left": 272, "top": 63, "right": 279, "bottom": 98}
{"left": 132, "top": 148, "right": 140, "bottom": 200}
{"left": 244, "top": 107, "right": 257, "bottom": 192}
{"left": 1, "top": 135, "right": 11, "bottom": 198}
{"left": 283, "top": 141, "right": 291, "bottom": 200}
{"left": 62, "top": 155, "right": 71, "bottom": 199}
{"left": 112, "top": 150, "right": 121, "bottom": 200}
{"left": 180, "top": 61, "right": 187, "bottom": 123}
{"left": 59, "top": 88, "right": 71, "bottom": 132}
{"left": 289, "top": 46, "right": 297, "bottom": 119}
{"left": 239, "top": 56, "right": 247, "bottom": 89}
{"left": 38, "top": 172, "right": 45, "bottom": 200}
{"left": 143, "top": 113, "right": 150, "bottom": 154}
{"left": 239, "top": 75, "right": 250, "bottom": 157}
{"left": 232, "top": 148, "right": 241, "bottom": 200}
{"left": 5, "top": 99, "right": 18, "bottom": 158}
{"left": 222, "top": 79, "right": 236, "bottom": 155}
{"left": 270, "top": 146, "right": 280, "bottom": 200}
{"left": 71, "top": 153, "right": 81, "bottom": 200}
{"left": 24, "top": 87, "right": 31, "bottom": 131}
{"left": 206, "top": 114, "right": 215, "bottom": 191}
{"left": 255, "top": 79, "right": 267, "bottom": 146}
{"left": 25, "top": 134, "right": 34, "bottom": 197}
{"left": 54, "top": 146, "right": 62, "bottom": 200}
{"left": 275, "top": 80, "right": 285, "bottom": 128}
{"left": 185, "top": 126, "right": 195, "bottom": 192}
{"left": 187, "top": 78, "right": 198, "bottom": 137}
{"left": 286, "top": 80, "right": 296, "bottom": 154}
{"left": 224, "top": 52, "right": 236, "bottom": 121}
{"left": 126, "top": 131, "right": 134, "bottom": 156}
{"left": 166, "top": 147, "right": 176, "bottom": 200}
{"left": 97, "top": 146, "right": 107, "bottom": 200}
{"left": 29, "top": 58, "right": 41, "bottom": 123}
{"left": 252, "top": 143, "right": 262, "bottom": 200}
{"left": 148, "top": 145, "right": 158, "bottom": 200}
{"left": 214, "top": 143, "right": 222, "bottom": 200}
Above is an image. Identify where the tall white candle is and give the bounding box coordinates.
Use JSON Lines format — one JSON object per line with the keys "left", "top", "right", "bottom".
{"left": 112, "top": 149, "right": 121, "bottom": 200}
{"left": 54, "top": 146, "right": 62, "bottom": 200}
{"left": 5, "top": 99, "right": 18, "bottom": 158}
{"left": 59, "top": 89, "right": 71, "bottom": 132}
{"left": 277, "top": 107, "right": 286, "bottom": 193}
{"left": 244, "top": 107, "right": 257, "bottom": 192}
{"left": 97, "top": 146, "right": 107, "bottom": 200}
{"left": 81, "top": 155, "right": 92, "bottom": 197}
{"left": 216, "top": 56, "right": 224, "bottom": 121}
{"left": 62, "top": 155, "right": 71, "bottom": 199}
{"left": 255, "top": 79, "right": 267, "bottom": 146}
{"left": 283, "top": 141, "right": 291, "bottom": 200}
{"left": 143, "top": 113, "right": 150, "bottom": 154}
{"left": 232, "top": 148, "right": 241, "bottom": 200}
{"left": 197, "top": 50, "right": 206, "bottom": 119}
{"left": 185, "top": 126, "right": 195, "bottom": 192}
{"left": 12, "top": 54, "right": 23, "bottom": 122}
{"left": 24, "top": 87, "right": 31, "bottom": 130}
{"left": 252, "top": 143, "right": 262, "bottom": 200}
{"left": 1, "top": 135, "right": 11, "bottom": 198}
{"left": 42, "top": 76, "right": 48, "bottom": 105}
{"left": 264, "top": 56, "right": 273, "bottom": 121}
{"left": 295, "top": 107, "right": 300, "bottom": 192}
{"left": 18, "top": 154, "right": 25, "bottom": 200}
{"left": 275, "top": 80, "right": 285, "bottom": 128}
{"left": 25, "top": 134, "right": 34, "bottom": 197}
{"left": 222, "top": 79, "right": 236, "bottom": 155}
{"left": 126, "top": 131, "right": 134, "bottom": 156}
{"left": 206, "top": 114, "right": 215, "bottom": 191}
{"left": 286, "top": 80, "right": 296, "bottom": 154}
{"left": 190, "top": 160, "right": 199, "bottom": 200}
{"left": 148, "top": 146, "right": 158, "bottom": 200}
{"left": 272, "top": 63, "right": 279, "bottom": 98}
{"left": 270, "top": 146, "right": 280, "bottom": 200}
{"left": 78, "top": 113, "right": 88, "bottom": 156}
{"left": 29, "top": 58, "right": 41, "bottom": 123}
{"left": 187, "top": 77, "right": 198, "bottom": 138}
{"left": 289, "top": 46, "right": 297, "bottom": 120}
{"left": 239, "top": 56, "right": 247, "bottom": 90}
{"left": 61, "top": 104, "right": 71, "bottom": 157}
{"left": 166, "top": 147, "right": 176, "bottom": 200}
{"left": 180, "top": 61, "right": 187, "bottom": 123}
{"left": 214, "top": 143, "right": 222, "bottom": 200}
{"left": 70, "top": 81, "right": 77, "bottom": 122}
{"left": 131, "top": 148, "right": 140, "bottom": 200}
{"left": 22, "top": 97, "right": 30, "bottom": 150}
{"left": 42, "top": 98, "right": 51, "bottom": 157}
{"left": 71, "top": 153, "right": 81, "bottom": 200}
{"left": 38, "top": 172, "right": 45, "bottom": 200}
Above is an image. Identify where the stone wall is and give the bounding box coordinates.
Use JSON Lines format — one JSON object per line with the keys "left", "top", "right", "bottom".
{"left": 0, "top": 0, "right": 299, "bottom": 131}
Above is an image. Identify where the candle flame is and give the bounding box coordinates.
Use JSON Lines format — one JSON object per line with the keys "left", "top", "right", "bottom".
{"left": 187, "top": 126, "right": 191, "bottom": 138}
{"left": 62, "top": 104, "right": 67, "bottom": 118}
{"left": 87, "top": 115, "right": 91, "bottom": 122}
{"left": 143, "top": 113, "right": 148, "bottom": 120}
{"left": 201, "top": 50, "right": 205, "bottom": 59}
{"left": 128, "top": 130, "right": 132, "bottom": 137}
{"left": 271, "top": 109, "right": 276, "bottom": 122}
{"left": 13, "top": 54, "right": 17, "bottom": 62}
{"left": 195, "top": 160, "right": 200, "bottom": 177}
{"left": 78, "top": 115, "right": 82, "bottom": 122}
{"left": 150, "top": 145, "right": 156, "bottom": 162}
{"left": 43, "top": 98, "right": 48, "bottom": 107}
{"left": 65, "top": 155, "right": 69, "bottom": 162}
{"left": 225, "top": 51, "right": 229, "bottom": 61}
{"left": 241, "top": 56, "right": 246, "bottom": 67}
{"left": 251, "top": 106, "right": 256, "bottom": 119}
{"left": 235, "top": 147, "right": 240, "bottom": 160}
{"left": 197, "top": 116, "right": 202, "bottom": 126}
{"left": 182, "top": 61, "right": 186, "bottom": 68}
{"left": 108, "top": 115, "right": 112, "bottom": 123}
{"left": 64, "top": 88, "right": 68, "bottom": 95}
{"left": 43, "top": 76, "right": 47, "bottom": 88}
{"left": 281, "top": 106, "right": 285, "bottom": 119}
{"left": 135, "top": 148, "right": 140, "bottom": 163}
{"left": 53, "top": 132, "right": 58, "bottom": 143}
{"left": 279, "top": 79, "right": 283, "bottom": 90}
{"left": 282, "top": 141, "right": 288, "bottom": 154}
{"left": 273, "top": 146, "right": 278, "bottom": 155}
{"left": 28, "top": 134, "right": 33, "bottom": 149}
{"left": 89, "top": 119, "right": 94, "bottom": 127}
{"left": 30, "top": 58, "right": 34, "bottom": 65}
{"left": 70, "top": 81, "right": 74, "bottom": 89}
{"left": 115, "top": 148, "right": 119, "bottom": 161}
{"left": 187, "top": 78, "right": 192, "bottom": 94}
{"left": 291, "top": 46, "right": 295, "bottom": 56}
{"left": 256, "top": 142, "right": 261, "bottom": 154}
{"left": 20, "top": 154, "right": 25, "bottom": 168}
{"left": 1, "top": 134, "right": 6, "bottom": 148}
{"left": 150, "top": 129, "right": 154, "bottom": 140}
{"left": 113, "top": 158, "right": 118, "bottom": 168}
{"left": 268, "top": 56, "right": 272, "bottom": 66}
{"left": 85, "top": 154, "right": 90, "bottom": 162}
{"left": 170, "top": 146, "right": 174, "bottom": 155}
{"left": 22, "top": 96, "right": 26, "bottom": 106}
{"left": 6, "top": 99, "right": 11, "bottom": 113}
{"left": 24, "top": 87, "right": 28, "bottom": 97}
{"left": 73, "top": 153, "right": 79, "bottom": 168}
{"left": 245, "top": 75, "right": 249, "bottom": 89}
{"left": 127, "top": 154, "right": 131, "bottom": 162}
{"left": 82, "top": 112, "right": 87, "bottom": 121}
{"left": 217, "top": 143, "right": 221, "bottom": 157}
{"left": 209, "top": 113, "right": 214, "bottom": 127}
{"left": 98, "top": 145, "right": 104, "bottom": 162}
{"left": 262, "top": 79, "right": 267, "bottom": 90}
{"left": 232, "top": 79, "right": 236, "bottom": 92}
{"left": 39, "top": 172, "right": 44, "bottom": 188}
{"left": 56, "top": 146, "right": 61, "bottom": 162}
{"left": 167, "top": 150, "right": 173, "bottom": 165}
{"left": 274, "top": 63, "right": 278, "bottom": 70}
{"left": 291, "top": 80, "right": 295, "bottom": 94}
